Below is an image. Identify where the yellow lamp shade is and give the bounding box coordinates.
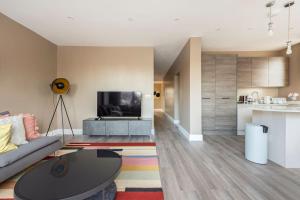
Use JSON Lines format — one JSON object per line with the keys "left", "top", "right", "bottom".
{"left": 51, "top": 78, "right": 70, "bottom": 94}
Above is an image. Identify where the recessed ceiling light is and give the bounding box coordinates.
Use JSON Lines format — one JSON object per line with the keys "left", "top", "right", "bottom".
{"left": 128, "top": 18, "right": 134, "bottom": 22}
{"left": 215, "top": 28, "right": 221, "bottom": 31}
{"left": 173, "top": 18, "right": 180, "bottom": 21}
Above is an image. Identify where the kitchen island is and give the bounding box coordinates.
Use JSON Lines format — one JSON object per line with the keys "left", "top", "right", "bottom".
{"left": 252, "top": 105, "right": 300, "bottom": 168}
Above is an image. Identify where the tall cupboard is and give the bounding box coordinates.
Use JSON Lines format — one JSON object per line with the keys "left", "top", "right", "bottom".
{"left": 202, "top": 54, "right": 237, "bottom": 134}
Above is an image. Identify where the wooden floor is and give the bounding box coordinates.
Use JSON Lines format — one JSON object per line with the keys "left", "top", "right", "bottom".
{"left": 66, "top": 112, "right": 300, "bottom": 200}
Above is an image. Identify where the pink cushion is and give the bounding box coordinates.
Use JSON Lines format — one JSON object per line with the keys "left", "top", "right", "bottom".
{"left": 23, "top": 113, "right": 41, "bottom": 140}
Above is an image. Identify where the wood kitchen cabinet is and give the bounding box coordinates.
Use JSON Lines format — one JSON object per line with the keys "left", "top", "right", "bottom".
{"left": 237, "top": 58, "right": 252, "bottom": 88}
{"left": 236, "top": 56, "right": 289, "bottom": 88}
{"left": 251, "top": 57, "right": 269, "bottom": 87}
{"left": 202, "top": 54, "right": 237, "bottom": 134}
{"left": 201, "top": 54, "right": 216, "bottom": 130}
{"left": 215, "top": 55, "right": 237, "bottom": 131}
{"left": 268, "top": 57, "right": 289, "bottom": 87}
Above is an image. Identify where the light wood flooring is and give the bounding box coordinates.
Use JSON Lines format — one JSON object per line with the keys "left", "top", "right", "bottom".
{"left": 66, "top": 112, "right": 300, "bottom": 200}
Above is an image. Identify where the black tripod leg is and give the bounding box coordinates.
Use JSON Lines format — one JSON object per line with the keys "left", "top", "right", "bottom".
{"left": 60, "top": 96, "right": 65, "bottom": 143}
{"left": 46, "top": 96, "right": 61, "bottom": 136}
{"left": 61, "top": 96, "right": 74, "bottom": 136}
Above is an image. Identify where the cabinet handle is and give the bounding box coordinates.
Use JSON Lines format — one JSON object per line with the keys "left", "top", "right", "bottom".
{"left": 221, "top": 97, "right": 230, "bottom": 99}
{"left": 202, "top": 97, "right": 211, "bottom": 100}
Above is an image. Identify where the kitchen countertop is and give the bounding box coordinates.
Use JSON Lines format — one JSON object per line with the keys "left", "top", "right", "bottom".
{"left": 252, "top": 105, "right": 300, "bottom": 113}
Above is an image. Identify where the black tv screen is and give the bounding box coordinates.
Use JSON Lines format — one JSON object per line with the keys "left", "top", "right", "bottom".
{"left": 97, "top": 91, "right": 142, "bottom": 117}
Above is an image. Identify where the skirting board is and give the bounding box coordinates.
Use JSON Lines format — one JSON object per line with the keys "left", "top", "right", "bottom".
{"left": 44, "top": 129, "right": 82, "bottom": 136}
{"left": 164, "top": 112, "right": 203, "bottom": 141}
{"left": 44, "top": 128, "right": 156, "bottom": 136}
{"left": 237, "top": 130, "right": 245, "bottom": 135}
{"left": 164, "top": 112, "right": 179, "bottom": 124}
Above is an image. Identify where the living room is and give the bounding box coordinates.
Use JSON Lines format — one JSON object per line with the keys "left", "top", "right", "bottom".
{"left": 1, "top": 1, "right": 300, "bottom": 200}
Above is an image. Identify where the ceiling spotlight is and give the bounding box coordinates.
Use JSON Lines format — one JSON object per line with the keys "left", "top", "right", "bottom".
{"left": 128, "top": 17, "right": 134, "bottom": 22}
{"left": 173, "top": 18, "right": 180, "bottom": 22}
{"left": 286, "top": 41, "right": 292, "bottom": 55}
{"left": 284, "top": 1, "right": 295, "bottom": 55}
{"left": 266, "top": 1, "right": 275, "bottom": 36}
{"left": 268, "top": 23, "right": 274, "bottom": 36}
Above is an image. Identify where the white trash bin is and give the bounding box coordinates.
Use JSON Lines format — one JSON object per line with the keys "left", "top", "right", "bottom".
{"left": 245, "top": 123, "right": 268, "bottom": 164}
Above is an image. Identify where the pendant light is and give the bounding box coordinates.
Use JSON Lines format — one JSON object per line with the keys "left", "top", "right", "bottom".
{"left": 266, "top": 1, "right": 275, "bottom": 36}
{"left": 284, "top": 1, "right": 295, "bottom": 55}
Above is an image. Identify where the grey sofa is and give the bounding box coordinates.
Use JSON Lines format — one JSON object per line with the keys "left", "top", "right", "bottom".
{"left": 0, "top": 136, "right": 62, "bottom": 183}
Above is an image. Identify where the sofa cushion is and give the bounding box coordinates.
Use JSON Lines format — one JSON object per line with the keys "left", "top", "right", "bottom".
{"left": 0, "top": 111, "right": 10, "bottom": 116}
{"left": 0, "top": 115, "right": 27, "bottom": 145}
{"left": 0, "top": 136, "right": 60, "bottom": 167}
{"left": 0, "top": 124, "right": 17, "bottom": 153}
{"left": 23, "top": 114, "right": 41, "bottom": 141}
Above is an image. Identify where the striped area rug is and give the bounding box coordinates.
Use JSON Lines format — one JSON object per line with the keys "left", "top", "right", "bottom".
{"left": 0, "top": 142, "right": 164, "bottom": 200}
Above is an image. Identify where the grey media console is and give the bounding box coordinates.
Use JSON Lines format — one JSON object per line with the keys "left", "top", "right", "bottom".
{"left": 83, "top": 118, "right": 152, "bottom": 136}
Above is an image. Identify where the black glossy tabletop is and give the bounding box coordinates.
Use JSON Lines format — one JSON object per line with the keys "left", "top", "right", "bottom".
{"left": 14, "top": 150, "right": 122, "bottom": 200}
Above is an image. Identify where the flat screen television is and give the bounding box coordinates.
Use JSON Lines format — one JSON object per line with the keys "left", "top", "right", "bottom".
{"left": 97, "top": 91, "right": 142, "bottom": 118}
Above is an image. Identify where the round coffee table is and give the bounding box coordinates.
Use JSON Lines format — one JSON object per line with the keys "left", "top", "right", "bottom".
{"left": 14, "top": 149, "right": 122, "bottom": 200}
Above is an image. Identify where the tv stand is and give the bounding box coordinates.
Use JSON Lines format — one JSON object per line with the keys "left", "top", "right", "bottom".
{"left": 83, "top": 118, "right": 152, "bottom": 136}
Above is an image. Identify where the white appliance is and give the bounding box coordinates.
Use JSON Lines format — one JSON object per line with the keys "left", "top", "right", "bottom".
{"left": 263, "top": 96, "right": 272, "bottom": 104}
{"left": 245, "top": 124, "right": 268, "bottom": 164}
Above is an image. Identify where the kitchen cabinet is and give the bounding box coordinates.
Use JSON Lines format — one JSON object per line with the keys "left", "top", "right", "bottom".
{"left": 236, "top": 56, "right": 289, "bottom": 88}
{"left": 202, "top": 54, "right": 237, "bottom": 134}
{"left": 252, "top": 57, "right": 269, "bottom": 87}
{"left": 268, "top": 57, "right": 289, "bottom": 87}
{"left": 237, "top": 104, "right": 253, "bottom": 135}
{"left": 237, "top": 58, "right": 252, "bottom": 88}
{"left": 215, "top": 55, "right": 237, "bottom": 131}
{"left": 202, "top": 54, "right": 216, "bottom": 130}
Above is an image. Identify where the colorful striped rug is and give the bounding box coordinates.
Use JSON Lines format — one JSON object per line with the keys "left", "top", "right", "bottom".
{"left": 0, "top": 142, "right": 164, "bottom": 200}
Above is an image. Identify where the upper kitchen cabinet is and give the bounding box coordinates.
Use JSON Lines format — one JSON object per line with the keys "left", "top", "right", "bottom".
{"left": 236, "top": 56, "right": 289, "bottom": 88}
{"left": 251, "top": 57, "right": 269, "bottom": 87}
{"left": 268, "top": 57, "right": 289, "bottom": 87}
{"left": 237, "top": 58, "right": 252, "bottom": 88}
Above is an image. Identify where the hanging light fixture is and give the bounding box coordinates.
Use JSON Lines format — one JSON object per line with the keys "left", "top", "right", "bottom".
{"left": 284, "top": 1, "right": 295, "bottom": 55}
{"left": 266, "top": 1, "right": 275, "bottom": 36}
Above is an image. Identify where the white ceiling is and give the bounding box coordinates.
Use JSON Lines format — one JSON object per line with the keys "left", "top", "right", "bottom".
{"left": 0, "top": 0, "right": 299, "bottom": 80}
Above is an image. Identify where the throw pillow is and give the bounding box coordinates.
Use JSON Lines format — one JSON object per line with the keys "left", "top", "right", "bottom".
{"left": 0, "top": 111, "right": 10, "bottom": 119}
{"left": 0, "top": 124, "right": 18, "bottom": 153}
{"left": 23, "top": 113, "right": 41, "bottom": 140}
{"left": 0, "top": 114, "right": 28, "bottom": 145}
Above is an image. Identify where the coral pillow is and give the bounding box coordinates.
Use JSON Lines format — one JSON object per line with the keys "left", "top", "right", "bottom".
{"left": 0, "top": 124, "right": 17, "bottom": 153}
{"left": 23, "top": 114, "right": 41, "bottom": 140}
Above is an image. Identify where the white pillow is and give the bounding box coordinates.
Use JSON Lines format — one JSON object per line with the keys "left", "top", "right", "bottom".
{"left": 0, "top": 114, "right": 28, "bottom": 145}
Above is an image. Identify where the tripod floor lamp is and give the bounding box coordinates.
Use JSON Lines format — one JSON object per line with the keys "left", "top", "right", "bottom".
{"left": 46, "top": 78, "right": 74, "bottom": 143}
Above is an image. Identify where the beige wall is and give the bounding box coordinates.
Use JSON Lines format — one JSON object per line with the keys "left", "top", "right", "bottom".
{"left": 0, "top": 13, "right": 57, "bottom": 132}
{"left": 164, "top": 38, "right": 202, "bottom": 136}
{"left": 57, "top": 46, "right": 154, "bottom": 128}
{"left": 164, "top": 40, "right": 191, "bottom": 131}
{"left": 279, "top": 43, "right": 300, "bottom": 97}
{"left": 189, "top": 38, "right": 202, "bottom": 135}
{"left": 154, "top": 82, "right": 164, "bottom": 110}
